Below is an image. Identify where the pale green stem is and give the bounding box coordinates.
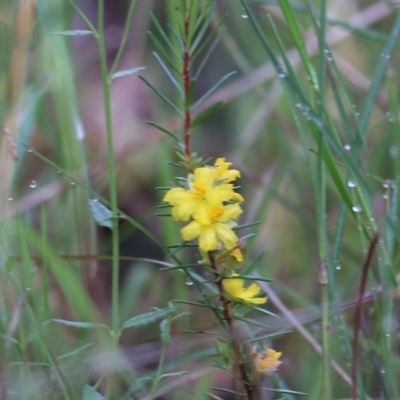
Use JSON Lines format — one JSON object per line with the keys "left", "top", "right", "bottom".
{"left": 150, "top": 340, "right": 167, "bottom": 400}
{"left": 320, "top": 261, "right": 332, "bottom": 400}
{"left": 97, "top": 0, "right": 120, "bottom": 344}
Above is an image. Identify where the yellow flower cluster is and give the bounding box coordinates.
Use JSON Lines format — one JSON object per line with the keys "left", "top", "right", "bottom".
{"left": 163, "top": 158, "right": 243, "bottom": 254}
{"left": 252, "top": 346, "right": 282, "bottom": 375}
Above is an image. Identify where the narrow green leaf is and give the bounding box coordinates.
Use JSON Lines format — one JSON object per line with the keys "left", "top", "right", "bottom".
{"left": 148, "top": 31, "right": 181, "bottom": 73}
{"left": 359, "top": 14, "right": 400, "bottom": 138}
{"left": 121, "top": 306, "right": 179, "bottom": 330}
{"left": 191, "top": 101, "right": 223, "bottom": 129}
{"left": 139, "top": 75, "right": 184, "bottom": 117}
{"left": 234, "top": 275, "right": 273, "bottom": 282}
{"left": 111, "top": 67, "right": 146, "bottom": 80}
{"left": 51, "top": 30, "right": 93, "bottom": 36}
{"left": 58, "top": 343, "right": 94, "bottom": 360}
{"left": 149, "top": 13, "right": 181, "bottom": 59}
{"left": 248, "top": 331, "right": 292, "bottom": 343}
{"left": 278, "top": 0, "right": 319, "bottom": 90}
{"left": 160, "top": 371, "right": 190, "bottom": 379}
{"left": 192, "top": 71, "right": 236, "bottom": 111}
{"left": 51, "top": 319, "right": 108, "bottom": 329}
{"left": 88, "top": 200, "right": 113, "bottom": 229}
{"left": 173, "top": 300, "right": 221, "bottom": 311}
{"left": 193, "top": 29, "right": 225, "bottom": 81}
{"left": 146, "top": 121, "right": 181, "bottom": 142}
{"left": 153, "top": 52, "right": 183, "bottom": 96}
{"left": 264, "top": 388, "right": 308, "bottom": 396}
{"left": 233, "top": 221, "right": 261, "bottom": 230}
{"left": 190, "top": 2, "right": 216, "bottom": 54}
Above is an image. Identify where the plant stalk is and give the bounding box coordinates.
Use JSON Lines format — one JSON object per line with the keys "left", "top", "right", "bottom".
{"left": 209, "top": 254, "right": 254, "bottom": 400}
{"left": 97, "top": 0, "right": 120, "bottom": 344}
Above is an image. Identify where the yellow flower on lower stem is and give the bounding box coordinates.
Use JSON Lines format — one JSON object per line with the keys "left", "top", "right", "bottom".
{"left": 181, "top": 203, "right": 242, "bottom": 252}
{"left": 222, "top": 274, "right": 267, "bottom": 305}
{"left": 252, "top": 347, "right": 282, "bottom": 375}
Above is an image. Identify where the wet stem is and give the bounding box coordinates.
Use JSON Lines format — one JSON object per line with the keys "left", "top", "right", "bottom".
{"left": 209, "top": 253, "right": 255, "bottom": 400}
{"left": 182, "top": 14, "right": 192, "bottom": 162}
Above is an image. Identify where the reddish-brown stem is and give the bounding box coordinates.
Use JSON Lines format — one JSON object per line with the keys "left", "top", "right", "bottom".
{"left": 351, "top": 234, "right": 379, "bottom": 400}
{"left": 209, "top": 253, "right": 254, "bottom": 400}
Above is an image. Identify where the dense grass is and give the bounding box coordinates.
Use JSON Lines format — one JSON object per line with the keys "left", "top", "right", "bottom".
{"left": 1, "top": 0, "right": 400, "bottom": 399}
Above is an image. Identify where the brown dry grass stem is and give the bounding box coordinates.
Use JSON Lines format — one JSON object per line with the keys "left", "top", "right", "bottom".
{"left": 351, "top": 234, "right": 379, "bottom": 400}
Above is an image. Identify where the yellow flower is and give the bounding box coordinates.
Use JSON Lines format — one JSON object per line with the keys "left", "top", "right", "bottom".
{"left": 252, "top": 347, "right": 282, "bottom": 375}
{"left": 181, "top": 203, "right": 242, "bottom": 252}
{"left": 214, "top": 158, "right": 241, "bottom": 183}
{"left": 222, "top": 274, "right": 267, "bottom": 304}
{"left": 163, "top": 167, "right": 240, "bottom": 222}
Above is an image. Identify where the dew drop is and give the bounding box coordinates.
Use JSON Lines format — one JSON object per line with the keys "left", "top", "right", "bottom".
{"left": 383, "top": 193, "right": 389, "bottom": 199}
{"left": 336, "top": 264, "right": 341, "bottom": 270}
{"left": 70, "top": 181, "right": 76, "bottom": 186}
{"left": 278, "top": 72, "right": 286, "bottom": 79}
{"left": 352, "top": 205, "right": 362, "bottom": 213}
{"left": 27, "top": 147, "right": 34, "bottom": 153}
{"left": 185, "top": 278, "right": 193, "bottom": 286}
{"left": 347, "top": 180, "right": 356, "bottom": 188}
{"left": 344, "top": 144, "right": 351, "bottom": 151}
{"left": 26, "top": 287, "right": 31, "bottom": 291}
{"left": 383, "top": 181, "right": 390, "bottom": 189}
{"left": 7, "top": 197, "right": 13, "bottom": 201}
{"left": 241, "top": 14, "right": 248, "bottom": 19}
{"left": 385, "top": 332, "right": 391, "bottom": 337}
{"left": 92, "top": 198, "right": 99, "bottom": 202}
{"left": 29, "top": 180, "right": 37, "bottom": 189}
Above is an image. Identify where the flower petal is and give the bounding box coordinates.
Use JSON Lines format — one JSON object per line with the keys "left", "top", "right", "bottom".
{"left": 181, "top": 220, "right": 201, "bottom": 241}
{"left": 242, "top": 283, "right": 261, "bottom": 298}
{"left": 198, "top": 225, "right": 218, "bottom": 252}
{"left": 217, "top": 203, "right": 243, "bottom": 223}
{"left": 214, "top": 222, "right": 238, "bottom": 249}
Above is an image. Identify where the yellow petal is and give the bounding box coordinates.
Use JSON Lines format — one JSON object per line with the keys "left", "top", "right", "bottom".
{"left": 246, "top": 296, "right": 267, "bottom": 305}
{"left": 242, "top": 283, "right": 261, "bottom": 298}
{"left": 181, "top": 220, "right": 201, "bottom": 241}
{"left": 198, "top": 225, "right": 218, "bottom": 252}
{"left": 217, "top": 203, "right": 242, "bottom": 223}
{"left": 222, "top": 276, "right": 245, "bottom": 296}
{"left": 171, "top": 195, "right": 200, "bottom": 221}
{"left": 214, "top": 222, "right": 238, "bottom": 249}
{"left": 193, "top": 167, "right": 216, "bottom": 187}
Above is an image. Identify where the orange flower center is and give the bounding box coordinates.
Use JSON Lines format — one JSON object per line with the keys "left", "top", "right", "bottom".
{"left": 209, "top": 205, "right": 224, "bottom": 221}
{"left": 193, "top": 182, "right": 208, "bottom": 195}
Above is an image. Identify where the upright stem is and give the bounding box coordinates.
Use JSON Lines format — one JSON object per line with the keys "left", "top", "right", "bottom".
{"left": 97, "top": 0, "right": 120, "bottom": 344}
{"left": 182, "top": 11, "right": 191, "bottom": 161}
{"left": 209, "top": 254, "right": 254, "bottom": 400}
{"left": 320, "top": 259, "right": 332, "bottom": 400}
